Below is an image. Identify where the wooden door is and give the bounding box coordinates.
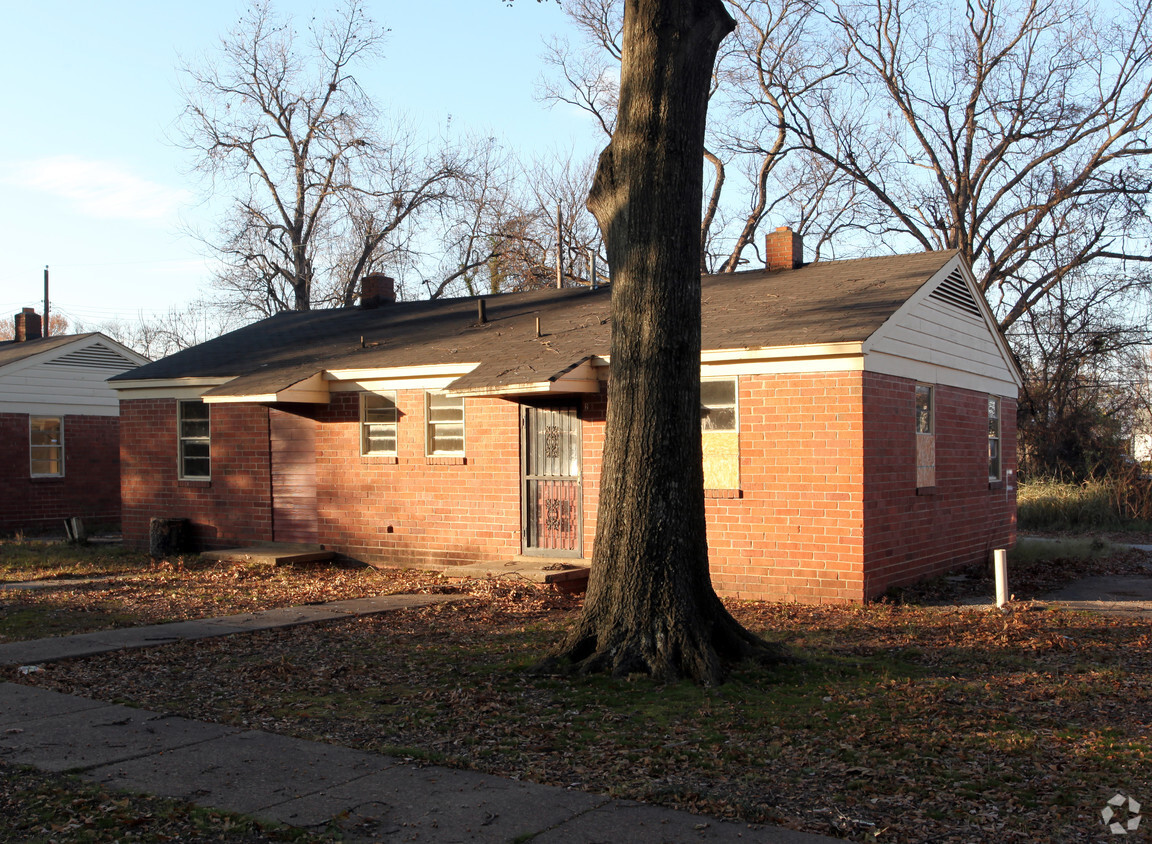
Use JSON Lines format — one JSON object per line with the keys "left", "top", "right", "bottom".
{"left": 270, "top": 409, "right": 318, "bottom": 544}
{"left": 521, "top": 405, "right": 582, "bottom": 555}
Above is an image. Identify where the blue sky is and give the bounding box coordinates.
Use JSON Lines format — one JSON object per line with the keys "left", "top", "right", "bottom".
{"left": 0, "top": 1, "right": 597, "bottom": 329}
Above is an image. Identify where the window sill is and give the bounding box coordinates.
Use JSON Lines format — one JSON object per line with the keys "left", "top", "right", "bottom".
{"left": 426, "top": 456, "right": 466, "bottom": 465}
{"left": 916, "top": 486, "right": 937, "bottom": 496}
{"left": 30, "top": 475, "right": 64, "bottom": 482}
{"left": 362, "top": 455, "right": 399, "bottom": 464}
{"left": 178, "top": 478, "right": 212, "bottom": 487}
{"left": 705, "top": 488, "right": 743, "bottom": 499}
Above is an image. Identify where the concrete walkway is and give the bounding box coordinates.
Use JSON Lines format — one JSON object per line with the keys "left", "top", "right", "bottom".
{"left": 0, "top": 595, "right": 834, "bottom": 843}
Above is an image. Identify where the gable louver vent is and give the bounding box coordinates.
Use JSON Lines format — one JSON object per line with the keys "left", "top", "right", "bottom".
{"left": 928, "top": 268, "right": 982, "bottom": 318}
{"left": 46, "top": 342, "right": 139, "bottom": 372}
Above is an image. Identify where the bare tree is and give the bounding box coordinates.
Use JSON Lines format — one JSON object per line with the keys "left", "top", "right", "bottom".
{"left": 180, "top": 0, "right": 466, "bottom": 316}
{"left": 1010, "top": 272, "right": 1152, "bottom": 478}
{"left": 788, "top": 0, "right": 1152, "bottom": 331}
{"left": 539, "top": 0, "right": 856, "bottom": 273}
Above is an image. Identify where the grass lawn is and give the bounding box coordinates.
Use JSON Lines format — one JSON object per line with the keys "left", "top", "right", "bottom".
{"left": 4, "top": 539, "right": 1151, "bottom": 842}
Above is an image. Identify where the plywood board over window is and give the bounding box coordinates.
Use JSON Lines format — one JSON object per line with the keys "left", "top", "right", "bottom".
{"left": 702, "top": 378, "right": 739, "bottom": 489}
{"left": 916, "top": 384, "right": 935, "bottom": 489}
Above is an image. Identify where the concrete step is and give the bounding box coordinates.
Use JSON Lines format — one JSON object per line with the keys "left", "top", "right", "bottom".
{"left": 199, "top": 544, "right": 335, "bottom": 566}
{"left": 448, "top": 558, "right": 590, "bottom": 587}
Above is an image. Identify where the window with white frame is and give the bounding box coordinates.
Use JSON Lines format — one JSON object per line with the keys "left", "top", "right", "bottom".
{"left": 701, "top": 378, "right": 737, "bottom": 432}
{"left": 915, "top": 384, "right": 936, "bottom": 488}
{"left": 425, "top": 392, "right": 464, "bottom": 455}
{"left": 988, "top": 395, "right": 1002, "bottom": 480}
{"left": 361, "top": 392, "right": 398, "bottom": 456}
{"left": 701, "top": 377, "right": 738, "bottom": 489}
{"left": 178, "top": 401, "right": 211, "bottom": 479}
{"left": 30, "top": 416, "right": 64, "bottom": 477}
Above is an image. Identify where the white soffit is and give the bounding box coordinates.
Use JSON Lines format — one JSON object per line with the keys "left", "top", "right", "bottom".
{"left": 327, "top": 362, "right": 480, "bottom": 393}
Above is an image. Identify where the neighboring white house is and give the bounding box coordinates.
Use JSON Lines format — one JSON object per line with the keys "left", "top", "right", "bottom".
{"left": 0, "top": 308, "right": 149, "bottom": 533}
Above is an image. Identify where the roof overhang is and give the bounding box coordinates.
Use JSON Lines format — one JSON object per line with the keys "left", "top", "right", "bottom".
{"left": 445, "top": 359, "right": 601, "bottom": 397}
{"left": 202, "top": 372, "right": 330, "bottom": 404}
{"left": 109, "top": 376, "right": 235, "bottom": 400}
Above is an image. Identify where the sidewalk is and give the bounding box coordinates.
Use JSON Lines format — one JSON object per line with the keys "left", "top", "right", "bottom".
{"left": 0, "top": 596, "right": 835, "bottom": 843}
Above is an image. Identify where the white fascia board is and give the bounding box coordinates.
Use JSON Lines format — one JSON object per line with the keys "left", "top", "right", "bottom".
{"left": 110, "top": 377, "right": 234, "bottom": 400}
{"left": 446, "top": 379, "right": 601, "bottom": 398}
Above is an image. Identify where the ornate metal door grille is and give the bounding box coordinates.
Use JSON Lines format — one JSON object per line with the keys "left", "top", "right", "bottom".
{"left": 521, "top": 406, "right": 581, "bottom": 554}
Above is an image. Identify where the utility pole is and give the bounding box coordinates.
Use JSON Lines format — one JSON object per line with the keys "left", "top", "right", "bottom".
{"left": 43, "top": 265, "right": 50, "bottom": 337}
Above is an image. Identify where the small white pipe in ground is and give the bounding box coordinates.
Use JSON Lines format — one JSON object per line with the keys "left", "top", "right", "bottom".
{"left": 993, "top": 548, "right": 1009, "bottom": 607}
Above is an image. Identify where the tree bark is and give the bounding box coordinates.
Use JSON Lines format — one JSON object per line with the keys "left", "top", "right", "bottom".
{"left": 551, "top": 0, "right": 790, "bottom": 685}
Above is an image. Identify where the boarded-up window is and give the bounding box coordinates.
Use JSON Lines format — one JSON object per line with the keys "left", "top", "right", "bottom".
{"left": 916, "top": 384, "right": 935, "bottom": 488}
{"left": 426, "top": 392, "right": 465, "bottom": 456}
{"left": 30, "top": 416, "right": 64, "bottom": 477}
{"left": 179, "top": 401, "right": 211, "bottom": 480}
{"left": 361, "top": 392, "right": 398, "bottom": 456}
{"left": 702, "top": 378, "right": 738, "bottom": 489}
{"left": 988, "top": 395, "right": 1001, "bottom": 480}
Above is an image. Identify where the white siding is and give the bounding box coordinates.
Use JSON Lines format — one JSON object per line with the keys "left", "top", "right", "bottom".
{"left": 0, "top": 336, "right": 146, "bottom": 416}
{"left": 864, "top": 260, "right": 1020, "bottom": 396}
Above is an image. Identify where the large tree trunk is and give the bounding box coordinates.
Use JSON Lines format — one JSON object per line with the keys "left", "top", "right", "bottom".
{"left": 553, "top": 0, "right": 790, "bottom": 685}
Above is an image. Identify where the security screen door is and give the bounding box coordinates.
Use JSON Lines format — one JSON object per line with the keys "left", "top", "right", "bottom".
{"left": 521, "top": 405, "right": 582, "bottom": 555}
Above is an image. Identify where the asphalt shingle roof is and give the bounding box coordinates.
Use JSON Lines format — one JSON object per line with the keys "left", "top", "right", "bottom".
{"left": 112, "top": 250, "right": 959, "bottom": 395}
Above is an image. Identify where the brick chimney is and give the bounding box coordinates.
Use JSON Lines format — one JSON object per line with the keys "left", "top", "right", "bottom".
{"left": 765, "top": 226, "right": 804, "bottom": 271}
{"left": 13, "top": 308, "right": 42, "bottom": 342}
{"left": 360, "top": 274, "right": 396, "bottom": 309}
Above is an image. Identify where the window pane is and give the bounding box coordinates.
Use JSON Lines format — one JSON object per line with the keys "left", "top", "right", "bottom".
{"left": 916, "top": 386, "right": 932, "bottom": 434}
{"left": 700, "top": 380, "right": 735, "bottom": 407}
{"left": 183, "top": 457, "right": 211, "bottom": 478}
{"left": 31, "top": 457, "right": 60, "bottom": 475}
{"left": 364, "top": 393, "right": 397, "bottom": 422}
{"left": 700, "top": 379, "right": 737, "bottom": 432}
{"left": 702, "top": 407, "right": 736, "bottom": 431}
{"left": 989, "top": 440, "right": 1001, "bottom": 479}
{"left": 181, "top": 403, "right": 210, "bottom": 421}
{"left": 181, "top": 419, "right": 210, "bottom": 438}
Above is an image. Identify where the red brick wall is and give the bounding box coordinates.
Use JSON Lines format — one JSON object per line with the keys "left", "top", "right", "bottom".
{"left": 120, "top": 399, "right": 273, "bottom": 551}
{"left": 0, "top": 412, "right": 121, "bottom": 534}
{"left": 120, "top": 373, "right": 1017, "bottom": 602}
{"left": 310, "top": 391, "right": 523, "bottom": 567}
{"left": 860, "top": 373, "right": 1017, "bottom": 598}
{"left": 698, "top": 373, "right": 867, "bottom": 603}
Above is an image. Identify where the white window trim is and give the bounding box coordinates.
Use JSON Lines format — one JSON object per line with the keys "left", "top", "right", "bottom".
{"left": 178, "top": 400, "right": 211, "bottom": 481}
{"left": 988, "top": 395, "right": 1002, "bottom": 481}
{"left": 360, "top": 391, "right": 398, "bottom": 457}
{"left": 30, "top": 416, "right": 65, "bottom": 478}
{"left": 425, "top": 391, "right": 466, "bottom": 457}
{"left": 701, "top": 376, "right": 739, "bottom": 433}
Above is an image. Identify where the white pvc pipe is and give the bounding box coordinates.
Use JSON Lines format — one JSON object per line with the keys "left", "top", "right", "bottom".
{"left": 994, "top": 549, "right": 1008, "bottom": 608}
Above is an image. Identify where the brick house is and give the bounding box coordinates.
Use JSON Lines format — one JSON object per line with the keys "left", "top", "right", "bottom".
{"left": 1, "top": 309, "right": 149, "bottom": 534}
{"left": 110, "top": 235, "right": 1021, "bottom": 603}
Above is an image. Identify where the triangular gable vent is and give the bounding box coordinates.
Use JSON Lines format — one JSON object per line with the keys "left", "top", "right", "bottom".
{"left": 45, "top": 342, "right": 140, "bottom": 372}
{"left": 928, "top": 268, "right": 982, "bottom": 319}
